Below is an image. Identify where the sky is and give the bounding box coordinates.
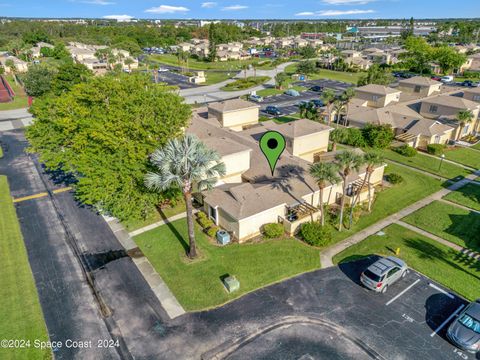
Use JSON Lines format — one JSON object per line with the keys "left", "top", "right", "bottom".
{"left": 0, "top": 0, "right": 479, "bottom": 20}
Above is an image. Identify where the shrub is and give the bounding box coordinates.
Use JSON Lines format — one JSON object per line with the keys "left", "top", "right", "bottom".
{"left": 330, "top": 128, "right": 366, "bottom": 147}
{"left": 361, "top": 124, "right": 394, "bottom": 149}
{"left": 197, "top": 212, "right": 214, "bottom": 229}
{"left": 206, "top": 226, "right": 220, "bottom": 238}
{"left": 426, "top": 144, "right": 445, "bottom": 156}
{"left": 343, "top": 205, "right": 363, "bottom": 227}
{"left": 263, "top": 223, "right": 285, "bottom": 238}
{"left": 300, "top": 222, "right": 333, "bottom": 247}
{"left": 386, "top": 173, "right": 404, "bottom": 184}
{"left": 393, "top": 144, "right": 417, "bottom": 157}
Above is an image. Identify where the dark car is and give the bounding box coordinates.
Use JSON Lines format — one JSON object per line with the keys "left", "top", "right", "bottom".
{"left": 447, "top": 299, "right": 480, "bottom": 353}
{"left": 310, "top": 85, "right": 324, "bottom": 92}
{"left": 310, "top": 99, "right": 324, "bottom": 108}
{"left": 461, "top": 80, "right": 475, "bottom": 87}
{"left": 431, "top": 76, "right": 442, "bottom": 81}
{"left": 265, "top": 106, "right": 282, "bottom": 116}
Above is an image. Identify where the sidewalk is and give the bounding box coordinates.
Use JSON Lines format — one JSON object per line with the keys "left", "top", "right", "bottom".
{"left": 320, "top": 170, "right": 480, "bottom": 268}
{"left": 129, "top": 210, "right": 196, "bottom": 237}
{"left": 103, "top": 215, "right": 186, "bottom": 319}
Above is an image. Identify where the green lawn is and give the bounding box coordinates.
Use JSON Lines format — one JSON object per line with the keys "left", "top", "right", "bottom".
{"left": 134, "top": 219, "right": 320, "bottom": 310}
{"left": 256, "top": 85, "right": 307, "bottom": 97}
{"left": 203, "top": 71, "right": 231, "bottom": 85}
{"left": 220, "top": 76, "right": 270, "bottom": 91}
{"left": 472, "top": 143, "right": 480, "bottom": 150}
{"left": 122, "top": 199, "right": 186, "bottom": 232}
{"left": 333, "top": 224, "right": 480, "bottom": 301}
{"left": 0, "top": 176, "right": 50, "bottom": 360}
{"left": 382, "top": 148, "right": 472, "bottom": 180}
{"left": 443, "top": 183, "right": 480, "bottom": 211}
{"left": 328, "top": 162, "right": 444, "bottom": 245}
{"left": 0, "top": 75, "right": 28, "bottom": 111}
{"left": 149, "top": 54, "right": 272, "bottom": 71}
{"left": 284, "top": 64, "right": 364, "bottom": 84}
{"left": 403, "top": 200, "right": 480, "bottom": 251}
{"left": 443, "top": 146, "right": 480, "bottom": 169}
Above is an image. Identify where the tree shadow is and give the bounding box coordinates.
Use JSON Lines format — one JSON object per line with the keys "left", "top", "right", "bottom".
{"left": 337, "top": 255, "right": 381, "bottom": 286}
{"left": 158, "top": 207, "right": 189, "bottom": 254}
{"left": 424, "top": 293, "right": 467, "bottom": 339}
{"left": 269, "top": 164, "right": 316, "bottom": 204}
{"left": 445, "top": 213, "right": 480, "bottom": 252}
{"left": 41, "top": 164, "right": 78, "bottom": 187}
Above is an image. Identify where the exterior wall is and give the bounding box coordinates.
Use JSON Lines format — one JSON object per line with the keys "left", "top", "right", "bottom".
{"left": 354, "top": 90, "right": 400, "bottom": 108}
{"left": 420, "top": 102, "right": 479, "bottom": 122}
{"left": 283, "top": 211, "right": 321, "bottom": 236}
{"left": 220, "top": 151, "right": 251, "bottom": 182}
{"left": 237, "top": 204, "right": 286, "bottom": 242}
{"left": 292, "top": 131, "right": 330, "bottom": 162}
{"left": 463, "top": 91, "right": 480, "bottom": 103}
{"left": 368, "top": 165, "right": 386, "bottom": 185}
{"left": 398, "top": 83, "right": 441, "bottom": 97}
{"left": 220, "top": 108, "right": 259, "bottom": 131}
{"left": 204, "top": 204, "right": 240, "bottom": 238}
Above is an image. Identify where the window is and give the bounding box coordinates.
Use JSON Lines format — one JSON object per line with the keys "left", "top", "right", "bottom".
{"left": 372, "top": 95, "right": 379, "bottom": 101}
{"left": 364, "top": 269, "right": 383, "bottom": 282}
{"left": 459, "top": 313, "right": 480, "bottom": 334}
{"left": 209, "top": 206, "right": 217, "bottom": 223}
{"left": 429, "top": 105, "right": 438, "bottom": 113}
{"left": 387, "top": 267, "right": 400, "bottom": 278}
{"left": 463, "top": 125, "right": 470, "bottom": 134}
{"left": 434, "top": 135, "right": 441, "bottom": 144}
{"left": 473, "top": 95, "right": 480, "bottom": 101}
{"left": 414, "top": 85, "right": 421, "bottom": 93}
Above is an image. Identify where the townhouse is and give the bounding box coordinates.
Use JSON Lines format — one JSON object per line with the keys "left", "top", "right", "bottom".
{"left": 187, "top": 99, "right": 386, "bottom": 242}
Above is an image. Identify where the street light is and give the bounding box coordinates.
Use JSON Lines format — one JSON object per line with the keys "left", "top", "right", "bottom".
{"left": 438, "top": 154, "right": 445, "bottom": 171}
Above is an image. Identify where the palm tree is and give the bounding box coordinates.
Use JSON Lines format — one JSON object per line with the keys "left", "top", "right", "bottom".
{"left": 348, "top": 151, "right": 384, "bottom": 227}
{"left": 145, "top": 134, "right": 226, "bottom": 259}
{"left": 321, "top": 89, "right": 336, "bottom": 125}
{"left": 332, "top": 99, "right": 346, "bottom": 128}
{"left": 335, "top": 150, "right": 364, "bottom": 231}
{"left": 310, "top": 162, "right": 340, "bottom": 226}
{"left": 455, "top": 110, "right": 474, "bottom": 141}
{"left": 340, "top": 87, "right": 355, "bottom": 126}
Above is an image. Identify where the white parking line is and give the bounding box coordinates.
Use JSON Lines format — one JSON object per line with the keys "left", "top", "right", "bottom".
{"left": 428, "top": 283, "right": 455, "bottom": 299}
{"left": 385, "top": 279, "right": 421, "bottom": 306}
{"left": 430, "top": 304, "right": 465, "bottom": 338}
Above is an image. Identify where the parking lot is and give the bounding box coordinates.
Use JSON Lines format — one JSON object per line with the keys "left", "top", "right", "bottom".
{"left": 155, "top": 256, "right": 476, "bottom": 359}
{"left": 259, "top": 78, "right": 353, "bottom": 118}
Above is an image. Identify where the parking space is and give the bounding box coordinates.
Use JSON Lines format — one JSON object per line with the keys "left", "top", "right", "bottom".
{"left": 155, "top": 70, "right": 198, "bottom": 89}
{"left": 337, "top": 257, "right": 473, "bottom": 360}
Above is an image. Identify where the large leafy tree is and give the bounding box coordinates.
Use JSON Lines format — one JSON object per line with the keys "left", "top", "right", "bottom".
{"left": 50, "top": 62, "right": 93, "bottom": 95}
{"left": 23, "top": 65, "right": 56, "bottom": 97}
{"left": 335, "top": 150, "right": 364, "bottom": 231}
{"left": 309, "top": 162, "right": 340, "bottom": 226}
{"left": 357, "top": 64, "right": 395, "bottom": 86}
{"left": 145, "top": 135, "right": 225, "bottom": 259}
{"left": 27, "top": 74, "right": 191, "bottom": 220}
{"left": 433, "top": 46, "right": 467, "bottom": 74}
{"left": 400, "top": 36, "right": 433, "bottom": 74}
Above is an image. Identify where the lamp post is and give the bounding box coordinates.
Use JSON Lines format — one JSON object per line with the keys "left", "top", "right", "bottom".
{"left": 438, "top": 154, "right": 445, "bottom": 172}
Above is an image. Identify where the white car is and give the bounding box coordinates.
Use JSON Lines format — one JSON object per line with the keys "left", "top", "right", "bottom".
{"left": 158, "top": 68, "right": 169, "bottom": 72}
{"left": 249, "top": 94, "right": 264, "bottom": 103}
{"left": 441, "top": 75, "right": 454, "bottom": 83}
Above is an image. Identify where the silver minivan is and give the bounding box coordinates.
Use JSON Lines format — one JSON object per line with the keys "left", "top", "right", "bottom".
{"left": 360, "top": 256, "right": 408, "bottom": 293}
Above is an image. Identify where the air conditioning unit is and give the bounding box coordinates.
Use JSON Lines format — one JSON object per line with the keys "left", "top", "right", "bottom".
{"left": 216, "top": 230, "right": 230, "bottom": 245}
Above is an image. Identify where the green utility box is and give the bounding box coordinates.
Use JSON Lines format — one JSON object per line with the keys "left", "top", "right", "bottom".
{"left": 223, "top": 275, "right": 240, "bottom": 293}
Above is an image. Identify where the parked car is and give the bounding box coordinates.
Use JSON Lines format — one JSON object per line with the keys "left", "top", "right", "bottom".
{"left": 460, "top": 80, "right": 475, "bottom": 87}
{"left": 284, "top": 89, "right": 301, "bottom": 97}
{"left": 360, "top": 256, "right": 408, "bottom": 293}
{"left": 158, "top": 68, "right": 169, "bottom": 72}
{"left": 431, "top": 76, "right": 442, "bottom": 81}
{"left": 295, "top": 100, "right": 309, "bottom": 107}
{"left": 310, "top": 99, "right": 324, "bottom": 108}
{"left": 310, "top": 85, "right": 324, "bottom": 92}
{"left": 265, "top": 106, "right": 282, "bottom": 116}
{"left": 441, "top": 75, "right": 454, "bottom": 83}
{"left": 447, "top": 299, "right": 480, "bottom": 353}
{"left": 249, "top": 94, "right": 264, "bottom": 103}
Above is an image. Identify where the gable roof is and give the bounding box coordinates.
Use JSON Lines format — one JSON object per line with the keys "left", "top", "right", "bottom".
{"left": 421, "top": 95, "right": 480, "bottom": 110}
{"left": 208, "top": 99, "right": 260, "bottom": 113}
{"left": 356, "top": 84, "right": 400, "bottom": 96}
{"left": 399, "top": 76, "right": 441, "bottom": 87}
{"left": 262, "top": 119, "right": 331, "bottom": 138}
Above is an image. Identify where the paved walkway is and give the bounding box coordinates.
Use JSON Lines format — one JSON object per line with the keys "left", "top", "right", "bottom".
{"left": 103, "top": 215, "right": 186, "bottom": 319}
{"left": 320, "top": 170, "right": 480, "bottom": 268}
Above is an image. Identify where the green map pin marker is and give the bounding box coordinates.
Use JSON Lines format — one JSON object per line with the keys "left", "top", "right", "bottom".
{"left": 259, "top": 131, "right": 286, "bottom": 176}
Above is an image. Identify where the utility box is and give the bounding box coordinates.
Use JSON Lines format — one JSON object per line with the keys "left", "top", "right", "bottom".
{"left": 223, "top": 276, "right": 240, "bottom": 293}
{"left": 216, "top": 230, "right": 230, "bottom": 245}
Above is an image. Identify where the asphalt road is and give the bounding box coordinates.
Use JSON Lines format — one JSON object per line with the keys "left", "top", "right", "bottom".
{"left": 1, "top": 129, "right": 476, "bottom": 360}
{"left": 0, "top": 130, "right": 169, "bottom": 360}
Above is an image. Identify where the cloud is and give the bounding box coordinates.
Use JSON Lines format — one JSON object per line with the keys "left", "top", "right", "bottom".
{"left": 145, "top": 5, "right": 190, "bottom": 14}
{"left": 296, "top": 9, "right": 375, "bottom": 16}
{"left": 81, "top": 0, "right": 115, "bottom": 5}
{"left": 322, "top": 0, "right": 375, "bottom": 4}
{"left": 221, "top": 5, "right": 248, "bottom": 11}
{"left": 201, "top": 2, "right": 217, "bottom": 8}
{"left": 103, "top": 14, "right": 134, "bottom": 21}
